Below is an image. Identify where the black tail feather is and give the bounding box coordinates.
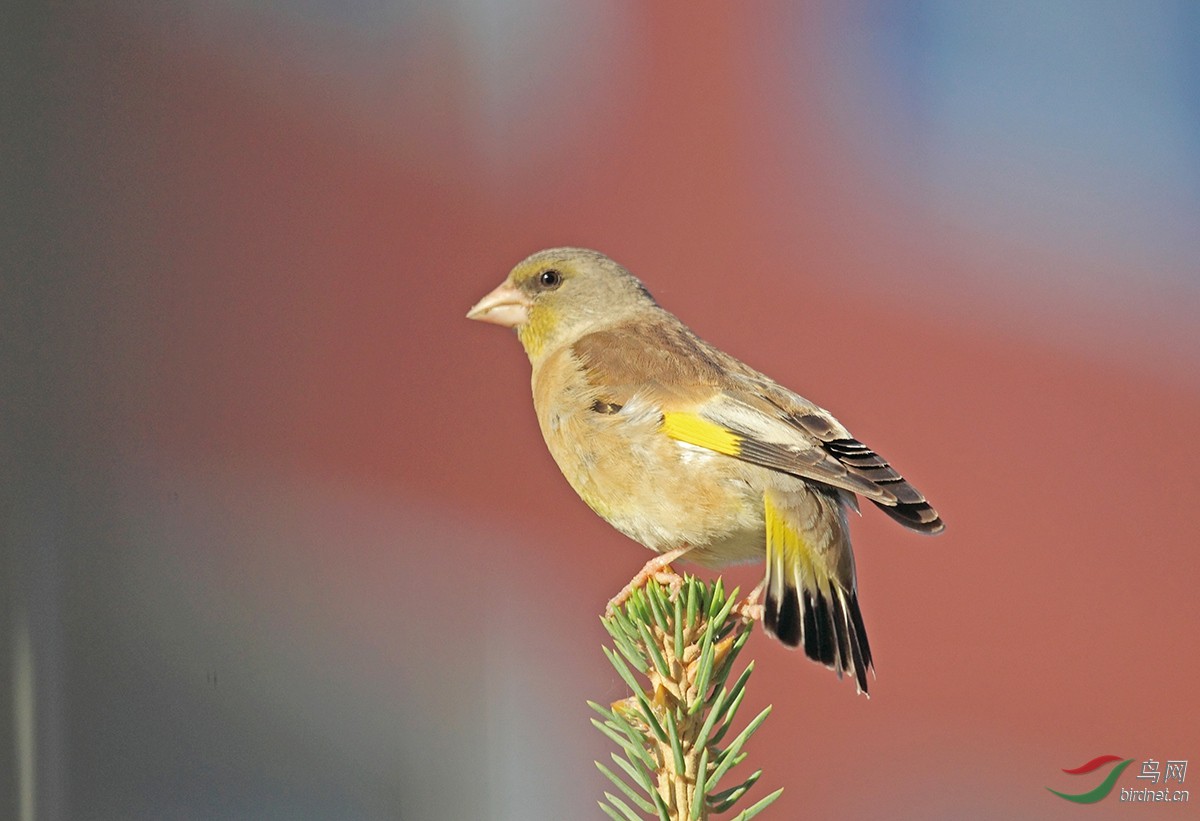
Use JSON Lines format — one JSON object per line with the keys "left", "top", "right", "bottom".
{"left": 766, "top": 586, "right": 801, "bottom": 646}
{"left": 765, "top": 583, "right": 874, "bottom": 695}
{"left": 846, "top": 591, "right": 873, "bottom": 677}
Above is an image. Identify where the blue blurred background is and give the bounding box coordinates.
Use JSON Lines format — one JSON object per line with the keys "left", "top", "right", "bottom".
{"left": 5, "top": 2, "right": 1199, "bottom": 818}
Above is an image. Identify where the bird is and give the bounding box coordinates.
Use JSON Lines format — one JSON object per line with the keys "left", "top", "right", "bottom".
{"left": 467, "top": 248, "right": 943, "bottom": 694}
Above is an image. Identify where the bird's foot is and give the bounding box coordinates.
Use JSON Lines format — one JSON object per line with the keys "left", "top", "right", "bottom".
{"left": 738, "top": 602, "right": 765, "bottom": 623}
{"left": 734, "top": 578, "right": 767, "bottom": 623}
{"left": 605, "top": 545, "right": 692, "bottom": 617}
{"left": 652, "top": 569, "right": 684, "bottom": 600}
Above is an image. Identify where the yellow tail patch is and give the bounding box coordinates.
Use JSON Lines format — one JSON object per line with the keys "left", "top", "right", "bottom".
{"left": 661, "top": 411, "right": 742, "bottom": 457}
{"left": 765, "top": 494, "right": 841, "bottom": 599}
{"left": 764, "top": 494, "right": 824, "bottom": 589}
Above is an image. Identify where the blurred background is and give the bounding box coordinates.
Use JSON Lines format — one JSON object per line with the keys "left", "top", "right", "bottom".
{"left": 4, "top": 1, "right": 1199, "bottom": 818}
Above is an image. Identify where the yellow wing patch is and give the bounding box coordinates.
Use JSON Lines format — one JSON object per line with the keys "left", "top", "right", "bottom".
{"left": 660, "top": 411, "right": 742, "bottom": 457}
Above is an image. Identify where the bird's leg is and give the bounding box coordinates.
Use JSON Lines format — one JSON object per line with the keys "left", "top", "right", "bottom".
{"left": 605, "top": 545, "right": 693, "bottom": 616}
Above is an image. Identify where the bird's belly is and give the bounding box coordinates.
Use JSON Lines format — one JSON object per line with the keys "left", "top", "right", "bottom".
{"left": 542, "top": 406, "right": 766, "bottom": 566}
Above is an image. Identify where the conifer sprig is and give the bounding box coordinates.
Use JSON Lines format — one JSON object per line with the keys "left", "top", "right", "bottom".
{"left": 592, "top": 575, "right": 782, "bottom": 820}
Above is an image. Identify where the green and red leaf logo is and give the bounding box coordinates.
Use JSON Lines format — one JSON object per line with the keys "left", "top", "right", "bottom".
{"left": 1047, "top": 755, "right": 1135, "bottom": 803}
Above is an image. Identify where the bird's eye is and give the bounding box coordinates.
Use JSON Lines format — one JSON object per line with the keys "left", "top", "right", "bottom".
{"left": 538, "top": 269, "right": 563, "bottom": 290}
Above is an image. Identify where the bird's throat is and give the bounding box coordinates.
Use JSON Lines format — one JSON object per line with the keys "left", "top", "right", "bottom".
{"left": 517, "top": 309, "right": 557, "bottom": 360}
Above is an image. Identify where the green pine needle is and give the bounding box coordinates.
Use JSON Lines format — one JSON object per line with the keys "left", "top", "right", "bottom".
{"left": 604, "top": 791, "right": 646, "bottom": 821}
{"left": 730, "top": 788, "right": 785, "bottom": 820}
{"left": 707, "top": 769, "right": 763, "bottom": 813}
{"left": 597, "top": 760, "right": 658, "bottom": 815}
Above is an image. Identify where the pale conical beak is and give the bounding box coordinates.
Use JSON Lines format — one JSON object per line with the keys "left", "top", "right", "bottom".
{"left": 466, "top": 282, "right": 530, "bottom": 328}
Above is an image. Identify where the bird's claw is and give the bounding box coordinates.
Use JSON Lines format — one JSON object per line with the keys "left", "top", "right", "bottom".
{"left": 605, "top": 546, "right": 692, "bottom": 617}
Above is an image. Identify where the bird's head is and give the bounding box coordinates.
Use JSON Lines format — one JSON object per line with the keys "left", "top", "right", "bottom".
{"left": 467, "top": 248, "right": 657, "bottom": 360}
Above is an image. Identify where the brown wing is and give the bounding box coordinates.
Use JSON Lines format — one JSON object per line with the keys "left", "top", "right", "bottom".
{"left": 734, "top": 377, "right": 943, "bottom": 532}
{"left": 570, "top": 315, "right": 944, "bottom": 534}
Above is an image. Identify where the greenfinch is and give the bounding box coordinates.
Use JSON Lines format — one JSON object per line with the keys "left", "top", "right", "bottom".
{"left": 468, "top": 248, "right": 943, "bottom": 694}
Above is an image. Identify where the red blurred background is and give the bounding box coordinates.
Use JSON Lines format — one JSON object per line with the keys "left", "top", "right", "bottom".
{"left": 5, "top": 3, "right": 1199, "bottom": 819}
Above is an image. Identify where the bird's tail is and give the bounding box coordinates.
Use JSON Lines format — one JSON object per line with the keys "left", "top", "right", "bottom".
{"left": 761, "top": 492, "right": 874, "bottom": 694}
